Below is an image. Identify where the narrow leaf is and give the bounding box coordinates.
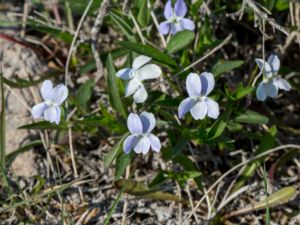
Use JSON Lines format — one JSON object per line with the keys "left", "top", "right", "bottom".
{"left": 106, "top": 54, "right": 127, "bottom": 118}
{"left": 167, "top": 31, "right": 195, "bottom": 54}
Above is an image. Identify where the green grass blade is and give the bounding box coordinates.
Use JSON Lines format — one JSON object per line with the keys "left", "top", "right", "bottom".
{"left": 0, "top": 73, "right": 5, "bottom": 167}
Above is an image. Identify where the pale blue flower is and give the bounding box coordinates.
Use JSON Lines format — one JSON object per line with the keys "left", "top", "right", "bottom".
{"left": 116, "top": 55, "right": 162, "bottom": 103}
{"left": 31, "top": 80, "right": 68, "bottom": 124}
{"left": 178, "top": 72, "right": 219, "bottom": 120}
{"left": 123, "top": 112, "right": 161, "bottom": 155}
{"left": 255, "top": 54, "right": 291, "bottom": 101}
{"left": 158, "top": 0, "right": 195, "bottom": 35}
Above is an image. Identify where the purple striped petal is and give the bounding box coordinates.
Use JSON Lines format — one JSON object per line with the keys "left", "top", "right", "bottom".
{"left": 139, "top": 111, "right": 156, "bottom": 133}
{"left": 178, "top": 97, "right": 195, "bottom": 119}
{"left": 174, "top": 0, "right": 187, "bottom": 17}
{"left": 123, "top": 135, "right": 137, "bottom": 154}
{"left": 200, "top": 72, "right": 215, "bottom": 96}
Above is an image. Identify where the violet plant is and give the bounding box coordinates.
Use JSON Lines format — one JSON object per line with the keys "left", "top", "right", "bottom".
{"left": 159, "top": 0, "right": 195, "bottom": 35}
{"left": 32, "top": 80, "right": 68, "bottom": 124}
{"left": 255, "top": 54, "right": 291, "bottom": 101}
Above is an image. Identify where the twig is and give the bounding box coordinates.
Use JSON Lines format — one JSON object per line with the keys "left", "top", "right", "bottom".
{"left": 65, "top": 0, "right": 94, "bottom": 86}
{"left": 21, "top": 0, "right": 29, "bottom": 38}
{"left": 175, "top": 34, "right": 232, "bottom": 76}
{"left": 183, "top": 144, "right": 300, "bottom": 224}
{"left": 68, "top": 127, "right": 84, "bottom": 202}
{"left": 251, "top": 19, "right": 265, "bottom": 87}
{"left": 129, "top": 10, "right": 146, "bottom": 44}
{"left": 227, "top": 0, "right": 289, "bottom": 36}
{"left": 148, "top": 0, "right": 167, "bottom": 48}
{"left": 91, "top": 0, "right": 110, "bottom": 83}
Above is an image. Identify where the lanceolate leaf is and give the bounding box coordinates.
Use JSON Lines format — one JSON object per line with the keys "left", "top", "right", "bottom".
{"left": 212, "top": 60, "right": 244, "bottom": 78}
{"left": 167, "top": 31, "right": 195, "bottom": 54}
{"left": 106, "top": 54, "right": 127, "bottom": 119}
{"left": 118, "top": 41, "right": 177, "bottom": 67}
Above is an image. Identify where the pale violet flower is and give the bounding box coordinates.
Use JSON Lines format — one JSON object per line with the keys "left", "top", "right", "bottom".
{"left": 255, "top": 54, "right": 291, "bottom": 101}
{"left": 178, "top": 72, "right": 219, "bottom": 120}
{"left": 158, "top": 0, "right": 195, "bottom": 35}
{"left": 116, "top": 55, "right": 162, "bottom": 103}
{"left": 123, "top": 112, "right": 161, "bottom": 155}
{"left": 31, "top": 80, "right": 68, "bottom": 124}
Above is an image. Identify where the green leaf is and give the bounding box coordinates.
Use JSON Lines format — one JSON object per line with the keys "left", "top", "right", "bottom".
{"left": 115, "top": 151, "right": 133, "bottom": 180}
{"left": 118, "top": 41, "right": 177, "bottom": 67}
{"left": 212, "top": 60, "right": 244, "bottom": 78}
{"left": 18, "top": 121, "right": 68, "bottom": 130}
{"left": 207, "top": 109, "right": 232, "bottom": 142}
{"left": 103, "top": 134, "right": 128, "bottom": 169}
{"left": 109, "top": 12, "right": 135, "bottom": 40}
{"left": 231, "top": 86, "right": 254, "bottom": 100}
{"left": 106, "top": 54, "right": 127, "bottom": 118}
{"left": 235, "top": 110, "right": 269, "bottom": 124}
{"left": 75, "top": 80, "right": 95, "bottom": 112}
{"left": 164, "top": 129, "right": 190, "bottom": 160}
{"left": 137, "top": 0, "right": 150, "bottom": 27}
{"left": 166, "top": 31, "right": 195, "bottom": 54}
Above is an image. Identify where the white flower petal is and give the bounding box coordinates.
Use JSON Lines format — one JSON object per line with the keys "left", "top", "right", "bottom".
{"left": 51, "top": 84, "right": 68, "bottom": 105}
{"left": 44, "top": 106, "right": 58, "bottom": 123}
{"left": 275, "top": 77, "right": 291, "bottom": 91}
{"left": 132, "top": 55, "right": 152, "bottom": 70}
{"left": 41, "top": 80, "right": 53, "bottom": 100}
{"left": 265, "top": 80, "right": 278, "bottom": 98}
{"left": 255, "top": 58, "right": 273, "bottom": 78}
{"left": 127, "top": 113, "right": 143, "bottom": 134}
{"left": 116, "top": 68, "right": 133, "bottom": 80}
{"left": 205, "top": 98, "right": 220, "bottom": 119}
{"left": 149, "top": 134, "right": 161, "bottom": 152}
{"left": 135, "top": 64, "right": 162, "bottom": 81}
{"left": 186, "top": 73, "right": 201, "bottom": 97}
{"left": 134, "top": 136, "right": 151, "bottom": 155}
{"left": 125, "top": 78, "right": 141, "bottom": 97}
{"left": 267, "top": 54, "right": 280, "bottom": 74}
{"left": 190, "top": 101, "right": 207, "bottom": 120}
{"left": 32, "top": 102, "right": 47, "bottom": 119}
{"left": 133, "top": 84, "right": 148, "bottom": 103}
{"left": 54, "top": 107, "right": 61, "bottom": 124}
{"left": 256, "top": 82, "right": 267, "bottom": 101}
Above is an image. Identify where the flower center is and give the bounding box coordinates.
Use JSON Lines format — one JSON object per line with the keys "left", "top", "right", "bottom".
{"left": 168, "top": 14, "right": 181, "bottom": 24}
{"left": 45, "top": 100, "right": 58, "bottom": 107}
